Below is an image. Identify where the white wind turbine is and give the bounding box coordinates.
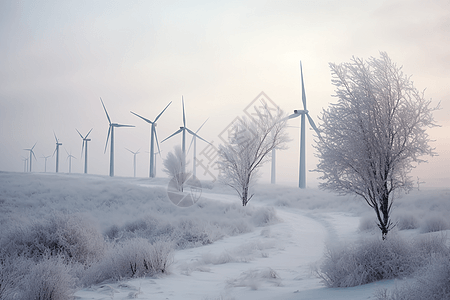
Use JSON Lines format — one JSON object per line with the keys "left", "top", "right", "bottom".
{"left": 100, "top": 98, "right": 135, "bottom": 177}
{"left": 161, "top": 96, "right": 211, "bottom": 177}
{"left": 76, "top": 128, "right": 93, "bottom": 174}
{"left": 65, "top": 149, "right": 76, "bottom": 173}
{"left": 22, "top": 156, "right": 28, "bottom": 173}
{"left": 41, "top": 155, "right": 51, "bottom": 172}
{"left": 23, "top": 142, "right": 37, "bottom": 172}
{"left": 53, "top": 133, "right": 62, "bottom": 173}
{"left": 125, "top": 148, "right": 140, "bottom": 178}
{"left": 130, "top": 101, "right": 171, "bottom": 178}
{"left": 288, "top": 61, "right": 320, "bottom": 188}
{"left": 187, "top": 118, "right": 208, "bottom": 177}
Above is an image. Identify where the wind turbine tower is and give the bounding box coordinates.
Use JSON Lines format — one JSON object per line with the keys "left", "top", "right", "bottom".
{"left": 130, "top": 101, "right": 171, "bottom": 178}
{"left": 24, "top": 142, "right": 37, "bottom": 172}
{"left": 65, "top": 149, "right": 76, "bottom": 173}
{"left": 187, "top": 118, "right": 208, "bottom": 177}
{"left": 125, "top": 148, "right": 140, "bottom": 177}
{"left": 101, "top": 98, "right": 135, "bottom": 177}
{"left": 161, "top": 96, "right": 211, "bottom": 177}
{"left": 288, "top": 61, "right": 320, "bottom": 188}
{"left": 76, "top": 128, "right": 93, "bottom": 174}
{"left": 42, "top": 155, "right": 51, "bottom": 172}
{"left": 53, "top": 133, "right": 62, "bottom": 173}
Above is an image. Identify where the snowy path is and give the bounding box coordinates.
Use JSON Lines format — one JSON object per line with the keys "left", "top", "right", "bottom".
{"left": 74, "top": 190, "right": 384, "bottom": 300}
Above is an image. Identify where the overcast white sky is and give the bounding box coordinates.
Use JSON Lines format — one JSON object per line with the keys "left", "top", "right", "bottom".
{"left": 1, "top": 0, "right": 449, "bottom": 187}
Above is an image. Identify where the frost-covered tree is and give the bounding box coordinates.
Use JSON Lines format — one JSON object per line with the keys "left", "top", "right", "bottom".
{"left": 162, "top": 145, "right": 189, "bottom": 191}
{"left": 315, "top": 52, "right": 438, "bottom": 239}
{"left": 217, "top": 106, "right": 289, "bottom": 206}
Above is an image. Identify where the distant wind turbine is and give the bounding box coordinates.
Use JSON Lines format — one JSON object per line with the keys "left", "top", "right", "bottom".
{"left": 161, "top": 96, "right": 211, "bottom": 177}
{"left": 23, "top": 142, "right": 37, "bottom": 172}
{"left": 130, "top": 101, "right": 171, "bottom": 178}
{"left": 53, "top": 132, "right": 62, "bottom": 173}
{"left": 100, "top": 97, "right": 135, "bottom": 177}
{"left": 125, "top": 148, "right": 140, "bottom": 177}
{"left": 76, "top": 128, "right": 93, "bottom": 174}
{"left": 187, "top": 118, "right": 209, "bottom": 177}
{"left": 41, "top": 155, "right": 51, "bottom": 172}
{"left": 22, "top": 156, "right": 28, "bottom": 173}
{"left": 287, "top": 61, "right": 320, "bottom": 188}
{"left": 65, "top": 149, "right": 76, "bottom": 173}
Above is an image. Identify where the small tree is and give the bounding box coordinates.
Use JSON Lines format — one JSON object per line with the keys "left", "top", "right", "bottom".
{"left": 315, "top": 52, "right": 439, "bottom": 239}
{"left": 162, "top": 145, "right": 189, "bottom": 191}
{"left": 217, "top": 106, "right": 289, "bottom": 206}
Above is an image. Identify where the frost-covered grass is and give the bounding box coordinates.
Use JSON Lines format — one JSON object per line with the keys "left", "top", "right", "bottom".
{"left": 0, "top": 172, "right": 280, "bottom": 299}
{"left": 1, "top": 171, "right": 449, "bottom": 300}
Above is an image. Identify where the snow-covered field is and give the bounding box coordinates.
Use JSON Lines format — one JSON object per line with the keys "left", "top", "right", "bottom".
{"left": 1, "top": 171, "right": 449, "bottom": 300}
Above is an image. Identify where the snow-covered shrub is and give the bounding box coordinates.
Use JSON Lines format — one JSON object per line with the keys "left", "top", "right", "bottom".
{"left": 395, "top": 213, "right": 420, "bottom": 230}
{"left": 85, "top": 238, "right": 173, "bottom": 284}
{"left": 0, "top": 213, "right": 105, "bottom": 265}
{"left": 358, "top": 215, "right": 377, "bottom": 232}
{"left": 18, "top": 256, "right": 75, "bottom": 300}
{"left": 318, "top": 236, "right": 415, "bottom": 287}
{"left": 251, "top": 207, "right": 279, "bottom": 226}
{"left": 0, "top": 253, "right": 29, "bottom": 300}
{"left": 375, "top": 255, "right": 450, "bottom": 300}
{"left": 420, "top": 215, "right": 450, "bottom": 233}
{"left": 226, "top": 268, "right": 281, "bottom": 290}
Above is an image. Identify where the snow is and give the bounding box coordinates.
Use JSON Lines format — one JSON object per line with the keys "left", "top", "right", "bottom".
{"left": 1, "top": 171, "right": 448, "bottom": 299}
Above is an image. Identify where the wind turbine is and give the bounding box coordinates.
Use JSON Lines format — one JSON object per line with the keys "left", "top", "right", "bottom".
{"left": 125, "top": 148, "right": 140, "bottom": 177}
{"left": 288, "top": 61, "right": 320, "bottom": 188}
{"left": 76, "top": 128, "right": 93, "bottom": 174}
{"left": 41, "top": 155, "right": 51, "bottom": 172}
{"left": 100, "top": 97, "right": 135, "bottom": 177}
{"left": 23, "top": 142, "right": 37, "bottom": 172}
{"left": 22, "top": 156, "right": 28, "bottom": 173}
{"left": 53, "top": 133, "right": 62, "bottom": 173}
{"left": 130, "top": 101, "right": 171, "bottom": 178}
{"left": 161, "top": 96, "right": 211, "bottom": 177}
{"left": 65, "top": 149, "right": 76, "bottom": 173}
{"left": 187, "top": 118, "right": 208, "bottom": 177}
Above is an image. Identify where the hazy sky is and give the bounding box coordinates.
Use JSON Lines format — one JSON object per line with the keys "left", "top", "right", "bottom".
{"left": 1, "top": 0, "right": 449, "bottom": 187}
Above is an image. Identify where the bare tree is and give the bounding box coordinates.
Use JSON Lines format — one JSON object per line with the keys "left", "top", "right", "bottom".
{"left": 162, "top": 145, "right": 189, "bottom": 191}
{"left": 315, "top": 52, "right": 439, "bottom": 239}
{"left": 217, "top": 106, "right": 289, "bottom": 206}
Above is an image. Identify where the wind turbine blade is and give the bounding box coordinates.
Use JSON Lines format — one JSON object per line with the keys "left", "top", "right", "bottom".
{"left": 85, "top": 128, "right": 93, "bottom": 138}
{"left": 76, "top": 128, "right": 84, "bottom": 139}
{"left": 105, "top": 126, "right": 111, "bottom": 154}
{"left": 54, "top": 131, "right": 58, "bottom": 143}
{"left": 187, "top": 135, "right": 195, "bottom": 155}
{"left": 130, "top": 111, "right": 153, "bottom": 124}
{"left": 81, "top": 140, "right": 85, "bottom": 158}
{"left": 288, "top": 113, "right": 301, "bottom": 119}
{"left": 182, "top": 96, "right": 186, "bottom": 128}
{"left": 125, "top": 147, "right": 133, "bottom": 154}
{"left": 196, "top": 118, "right": 209, "bottom": 134}
{"left": 161, "top": 129, "right": 182, "bottom": 143}
{"left": 114, "top": 124, "right": 135, "bottom": 128}
{"left": 52, "top": 147, "right": 57, "bottom": 157}
{"left": 154, "top": 101, "right": 172, "bottom": 122}
{"left": 31, "top": 150, "right": 37, "bottom": 160}
{"left": 186, "top": 128, "right": 212, "bottom": 146}
{"left": 306, "top": 113, "right": 321, "bottom": 135}
{"left": 300, "top": 61, "right": 307, "bottom": 111}
{"left": 100, "top": 97, "right": 112, "bottom": 125}
{"left": 31, "top": 142, "right": 37, "bottom": 150}
{"left": 64, "top": 147, "right": 69, "bottom": 156}
{"left": 154, "top": 129, "right": 162, "bottom": 156}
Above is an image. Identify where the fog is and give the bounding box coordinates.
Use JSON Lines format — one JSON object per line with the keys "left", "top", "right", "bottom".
{"left": 1, "top": 0, "right": 449, "bottom": 187}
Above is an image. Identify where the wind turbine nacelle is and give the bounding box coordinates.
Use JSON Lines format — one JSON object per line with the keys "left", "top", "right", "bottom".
{"left": 294, "top": 109, "right": 308, "bottom": 114}
{"left": 86, "top": 139, "right": 91, "bottom": 141}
